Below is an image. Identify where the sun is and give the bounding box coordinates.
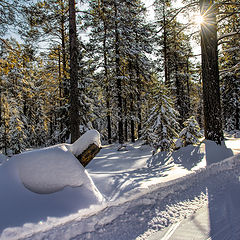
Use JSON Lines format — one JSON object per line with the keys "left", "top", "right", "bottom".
{"left": 194, "top": 14, "right": 204, "bottom": 25}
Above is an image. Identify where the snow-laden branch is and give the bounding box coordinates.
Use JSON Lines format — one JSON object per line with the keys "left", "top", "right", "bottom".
{"left": 0, "top": 38, "right": 21, "bottom": 53}
{"left": 217, "top": 1, "right": 240, "bottom": 7}
{"left": 217, "top": 11, "right": 240, "bottom": 23}
{"left": 218, "top": 31, "right": 240, "bottom": 42}
{"left": 220, "top": 46, "right": 240, "bottom": 53}
{"left": 220, "top": 62, "right": 240, "bottom": 74}
{"left": 154, "top": 1, "right": 199, "bottom": 35}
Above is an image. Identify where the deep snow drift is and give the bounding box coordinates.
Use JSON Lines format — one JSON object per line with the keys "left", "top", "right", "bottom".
{"left": 0, "top": 133, "right": 240, "bottom": 240}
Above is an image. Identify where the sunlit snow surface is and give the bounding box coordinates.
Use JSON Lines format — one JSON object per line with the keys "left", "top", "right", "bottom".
{"left": 0, "top": 134, "right": 240, "bottom": 240}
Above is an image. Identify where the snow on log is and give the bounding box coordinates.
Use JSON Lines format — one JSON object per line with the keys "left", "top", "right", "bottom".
{"left": 14, "top": 129, "right": 102, "bottom": 194}
{"left": 68, "top": 129, "right": 102, "bottom": 167}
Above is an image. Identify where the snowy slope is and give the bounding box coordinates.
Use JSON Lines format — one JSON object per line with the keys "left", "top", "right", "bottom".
{"left": 0, "top": 136, "right": 240, "bottom": 240}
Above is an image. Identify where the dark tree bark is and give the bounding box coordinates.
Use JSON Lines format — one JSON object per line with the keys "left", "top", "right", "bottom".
{"left": 130, "top": 93, "right": 135, "bottom": 143}
{"left": 69, "top": 0, "right": 80, "bottom": 143}
{"left": 124, "top": 98, "right": 128, "bottom": 142}
{"left": 236, "top": 99, "right": 240, "bottom": 130}
{"left": 128, "top": 60, "right": 135, "bottom": 143}
{"left": 60, "top": 0, "right": 68, "bottom": 98}
{"left": 185, "top": 56, "right": 191, "bottom": 117}
{"left": 200, "top": 0, "right": 224, "bottom": 144}
{"left": 163, "top": 2, "right": 169, "bottom": 85}
{"left": 0, "top": 77, "right": 2, "bottom": 125}
{"left": 136, "top": 60, "right": 142, "bottom": 139}
{"left": 103, "top": 17, "right": 112, "bottom": 144}
{"left": 114, "top": 0, "right": 124, "bottom": 144}
{"left": 174, "top": 59, "right": 183, "bottom": 125}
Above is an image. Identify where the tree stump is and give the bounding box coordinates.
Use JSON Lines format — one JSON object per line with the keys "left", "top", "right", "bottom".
{"left": 76, "top": 143, "right": 101, "bottom": 167}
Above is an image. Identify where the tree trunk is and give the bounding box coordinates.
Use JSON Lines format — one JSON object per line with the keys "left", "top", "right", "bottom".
{"left": 58, "top": 48, "right": 64, "bottom": 139}
{"left": 114, "top": 0, "right": 124, "bottom": 144}
{"left": 200, "top": 0, "right": 223, "bottom": 144}
{"left": 128, "top": 60, "right": 135, "bottom": 143}
{"left": 124, "top": 98, "right": 128, "bottom": 142}
{"left": 185, "top": 56, "right": 190, "bottom": 117}
{"left": 130, "top": 93, "right": 135, "bottom": 143}
{"left": 236, "top": 91, "right": 240, "bottom": 130}
{"left": 0, "top": 77, "right": 2, "bottom": 125}
{"left": 61, "top": 0, "right": 68, "bottom": 98}
{"left": 163, "top": 2, "right": 169, "bottom": 85}
{"left": 103, "top": 17, "right": 112, "bottom": 144}
{"left": 69, "top": 0, "right": 80, "bottom": 143}
{"left": 135, "top": 58, "right": 142, "bottom": 139}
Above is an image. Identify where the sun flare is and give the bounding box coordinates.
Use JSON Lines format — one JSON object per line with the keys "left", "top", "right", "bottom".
{"left": 194, "top": 14, "right": 204, "bottom": 25}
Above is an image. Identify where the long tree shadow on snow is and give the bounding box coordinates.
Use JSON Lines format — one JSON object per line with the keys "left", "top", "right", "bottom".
{"left": 147, "top": 144, "right": 204, "bottom": 171}
{"left": 171, "top": 145, "right": 204, "bottom": 170}
{"left": 109, "top": 145, "right": 205, "bottom": 200}
{"left": 109, "top": 159, "right": 172, "bottom": 200}
{"left": 205, "top": 141, "right": 240, "bottom": 239}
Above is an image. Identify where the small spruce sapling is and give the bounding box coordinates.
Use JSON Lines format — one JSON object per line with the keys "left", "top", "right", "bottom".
{"left": 176, "top": 116, "right": 203, "bottom": 148}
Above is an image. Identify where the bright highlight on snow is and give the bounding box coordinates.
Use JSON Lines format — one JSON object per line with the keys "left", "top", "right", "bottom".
{"left": 0, "top": 130, "right": 104, "bottom": 235}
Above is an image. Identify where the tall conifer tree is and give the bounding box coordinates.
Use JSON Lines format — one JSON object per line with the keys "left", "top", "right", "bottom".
{"left": 200, "top": 0, "right": 224, "bottom": 144}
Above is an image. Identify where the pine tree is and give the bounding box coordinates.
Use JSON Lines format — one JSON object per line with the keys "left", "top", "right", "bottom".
{"left": 85, "top": 0, "right": 153, "bottom": 144}
{"left": 154, "top": 0, "right": 193, "bottom": 126}
{"left": 20, "top": 0, "right": 71, "bottom": 142}
{"left": 141, "top": 80, "right": 179, "bottom": 152}
{"left": 176, "top": 116, "right": 203, "bottom": 148}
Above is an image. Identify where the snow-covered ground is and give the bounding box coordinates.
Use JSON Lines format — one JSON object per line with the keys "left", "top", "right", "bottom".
{"left": 0, "top": 132, "right": 240, "bottom": 240}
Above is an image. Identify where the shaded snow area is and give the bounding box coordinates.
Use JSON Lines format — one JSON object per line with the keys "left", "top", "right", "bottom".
{"left": 0, "top": 154, "right": 7, "bottom": 165}
{"left": 0, "top": 134, "right": 240, "bottom": 240}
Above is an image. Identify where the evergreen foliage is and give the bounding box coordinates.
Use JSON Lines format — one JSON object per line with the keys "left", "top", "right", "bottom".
{"left": 218, "top": 0, "right": 240, "bottom": 131}
{"left": 175, "top": 116, "right": 203, "bottom": 148}
{"left": 0, "top": 0, "right": 239, "bottom": 155}
{"left": 141, "top": 81, "right": 179, "bottom": 152}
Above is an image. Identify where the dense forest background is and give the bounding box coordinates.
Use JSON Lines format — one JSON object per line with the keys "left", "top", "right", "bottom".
{"left": 0, "top": 0, "right": 239, "bottom": 155}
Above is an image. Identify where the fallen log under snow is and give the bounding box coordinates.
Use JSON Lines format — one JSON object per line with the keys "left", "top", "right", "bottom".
{"left": 68, "top": 129, "right": 102, "bottom": 167}
{"left": 76, "top": 143, "right": 101, "bottom": 167}
{"left": 13, "top": 129, "right": 102, "bottom": 194}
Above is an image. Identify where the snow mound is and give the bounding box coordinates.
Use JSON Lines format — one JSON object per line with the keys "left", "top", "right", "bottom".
{"left": 0, "top": 130, "right": 104, "bottom": 232}
{"left": 16, "top": 129, "right": 102, "bottom": 194}
{"left": 68, "top": 129, "right": 101, "bottom": 157}
{"left": 18, "top": 145, "right": 86, "bottom": 194}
